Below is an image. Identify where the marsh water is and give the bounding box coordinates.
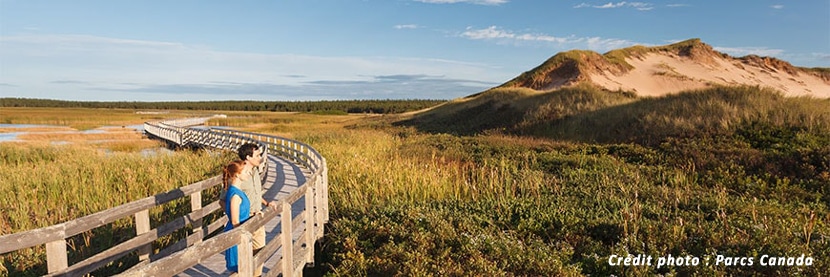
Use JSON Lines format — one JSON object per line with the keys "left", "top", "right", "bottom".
{"left": 0, "top": 123, "right": 145, "bottom": 142}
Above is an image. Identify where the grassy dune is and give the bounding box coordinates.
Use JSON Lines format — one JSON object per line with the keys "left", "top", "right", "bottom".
{"left": 523, "top": 86, "right": 830, "bottom": 145}
{"left": 400, "top": 85, "right": 830, "bottom": 145}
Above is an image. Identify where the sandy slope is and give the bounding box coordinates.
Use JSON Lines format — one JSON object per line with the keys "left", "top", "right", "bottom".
{"left": 588, "top": 53, "right": 830, "bottom": 98}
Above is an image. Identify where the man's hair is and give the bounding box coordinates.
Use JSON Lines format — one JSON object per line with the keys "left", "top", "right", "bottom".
{"left": 237, "top": 143, "right": 260, "bottom": 160}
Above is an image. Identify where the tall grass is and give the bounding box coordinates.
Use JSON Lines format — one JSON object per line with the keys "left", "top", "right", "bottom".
{"left": 3, "top": 104, "right": 829, "bottom": 275}
{"left": 302, "top": 125, "right": 828, "bottom": 275}
{"left": 0, "top": 107, "right": 208, "bottom": 130}
{"left": 304, "top": 129, "right": 551, "bottom": 212}
{"left": 527, "top": 86, "right": 830, "bottom": 145}
{"left": 0, "top": 143, "right": 234, "bottom": 276}
{"left": 294, "top": 99, "right": 829, "bottom": 275}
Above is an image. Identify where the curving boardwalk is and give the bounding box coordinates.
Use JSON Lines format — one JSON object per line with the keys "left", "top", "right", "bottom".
{"left": 0, "top": 117, "right": 328, "bottom": 277}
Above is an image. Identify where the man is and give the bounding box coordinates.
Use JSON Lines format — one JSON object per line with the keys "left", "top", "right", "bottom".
{"left": 221, "top": 142, "right": 276, "bottom": 276}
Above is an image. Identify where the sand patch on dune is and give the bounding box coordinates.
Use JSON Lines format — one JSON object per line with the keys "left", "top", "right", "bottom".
{"left": 589, "top": 53, "right": 830, "bottom": 98}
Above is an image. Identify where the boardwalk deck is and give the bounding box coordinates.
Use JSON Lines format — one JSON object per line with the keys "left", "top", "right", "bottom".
{"left": 179, "top": 154, "right": 312, "bottom": 276}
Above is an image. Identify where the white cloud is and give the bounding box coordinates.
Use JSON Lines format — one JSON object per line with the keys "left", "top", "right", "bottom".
{"left": 770, "top": 5, "right": 784, "bottom": 9}
{"left": 461, "top": 26, "right": 637, "bottom": 52}
{"left": 0, "top": 34, "right": 509, "bottom": 101}
{"left": 394, "top": 24, "right": 420, "bottom": 29}
{"left": 574, "top": 1, "right": 654, "bottom": 11}
{"left": 596, "top": 2, "right": 626, "bottom": 8}
{"left": 629, "top": 2, "right": 653, "bottom": 10}
{"left": 414, "top": 0, "right": 507, "bottom": 5}
{"left": 666, "top": 4, "right": 690, "bottom": 8}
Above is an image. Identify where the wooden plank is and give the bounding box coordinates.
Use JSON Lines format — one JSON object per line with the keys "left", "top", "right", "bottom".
{"left": 280, "top": 202, "right": 293, "bottom": 276}
{"left": 314, "top": 179, "right": 323, "bottom": 240}
{"left": 138, "top": 210, "right": 226, "bottom": 268}
{"left": 266, "top": 259, "right": 284, "bottom": 277}
{"left": 294, "top": 229, "right": 309, "bottom": 254}
{"left": 284, "top": 185, "right": 308, "bottom": 207}
{"left": 304, "top": 186, "right": 315, "bottom": 264}
{"left": 293, "top": 244, "right": 312, "bottom": 276}
{"left": 134, "top": 210, "right": 151, "bottom": 261}
{"left": 190, "top": 191, "right": 204, "bottom": 243}
{"left": 0, "top": 224, "right": 65, "bottom": 254}
{"left": 292, "top": 210, "right": 305, "bottom": 231}
{"left": 45, "top": 240, "right": 68, "bottom": 274}
{"left": 48, "top": 201, "right": 222, "bottom": 276}
{"left": 254, "top": 232, "right": 283, "bottom": 269}
{"left": 237, "top": 232, "right": 254, "bottom": 277}
{"left": 63, "top": 176, "right": 221, "bottom": 237}
{"left": 120, "top": 229, "right": 244, "bottom": 276}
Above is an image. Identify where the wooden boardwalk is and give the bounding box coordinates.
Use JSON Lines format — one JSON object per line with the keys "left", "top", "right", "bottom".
{"left": 0, "top": 117, "right": 327, "bottom": 277}
{"left": 179, "top": 154, "right": 311, "bottom": 276}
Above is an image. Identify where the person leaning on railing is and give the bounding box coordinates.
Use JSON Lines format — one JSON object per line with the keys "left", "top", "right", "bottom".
{"left": 221, "top": 160, "right": 259, "bottom": 275}
{"left": 219, "top": 142, "right": 277, "bottom": 276}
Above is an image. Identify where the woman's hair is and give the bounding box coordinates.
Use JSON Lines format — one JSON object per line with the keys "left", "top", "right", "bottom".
{"left": 222, "top": 160, "right": 246, "bottom": 191}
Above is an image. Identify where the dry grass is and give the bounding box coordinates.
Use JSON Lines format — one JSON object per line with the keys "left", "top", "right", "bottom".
{"left": 3, "top": 106, "right": 828, "bottom": 276}
{"left": 0, "top": 107, "right": 211, "bottom": 130}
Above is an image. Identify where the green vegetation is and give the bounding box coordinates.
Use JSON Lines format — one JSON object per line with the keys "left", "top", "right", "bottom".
{"left": 500, "top": 50, "right": 607, "bottom": 89}
{"left": 315, "top": 85, "right": 829, "bottom": 275}
{"left": 398, "top": 83, "right": 636, "bottom": 136}
{"left": 306, "top": 120, "right": 829, "bottom": 275}
{"left": 400, "top": 85, "right": 830, "bottom": 146}
{"left": 0, "top": 143, "right": 235, "bottom": 276}
{"left": 2, "top": 87, "right": 829, "bottom": 276}
{"left": 524, "top": 86, "right": 830, "bottom": 145}
{"left": 0, "top": 98, "right": 445, "bottom": 114}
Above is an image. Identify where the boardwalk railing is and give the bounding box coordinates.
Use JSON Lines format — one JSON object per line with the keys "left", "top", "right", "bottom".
{"left": 0, "top": 117, "right": 328, "bottom": 277}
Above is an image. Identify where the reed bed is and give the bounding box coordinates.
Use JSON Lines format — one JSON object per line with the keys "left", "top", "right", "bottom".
{"left": 2, "top": 103, "right": 828, "bottom": 275}
{"left": 293, "top": 113, "right": 829, "bottom": 276}
{"left": 0, "top": 142, "right": 234, "bottom": 275}
{"left": 0, "top": 107, "right": 208, "bottom": 130}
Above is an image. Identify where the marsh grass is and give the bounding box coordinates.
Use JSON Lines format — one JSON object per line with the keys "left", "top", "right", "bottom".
{"left": 0, "top": 143, "right": 234, "bottom": 276}
{"left": 0, "top": 107, "right": 207, "bottom": 130}
{"left": 294, "top": 94, "right": 829, "bottom": 276}
{"left": 3, "top": 103, "right": 829, "bottom": 275}
{"left": 304, "top": 124, "right": 828, "bottom": 276}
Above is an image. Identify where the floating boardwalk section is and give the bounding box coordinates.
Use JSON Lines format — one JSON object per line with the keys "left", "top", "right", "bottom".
{"left": 0, "top": 117, "right": 328, "bottom": 277}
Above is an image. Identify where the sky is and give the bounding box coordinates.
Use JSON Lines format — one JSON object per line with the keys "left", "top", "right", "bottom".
{"left": 1, "top": 0, "right": 828, "bottom": 101}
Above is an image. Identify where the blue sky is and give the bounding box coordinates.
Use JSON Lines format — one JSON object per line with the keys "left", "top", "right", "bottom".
{"left": 1, "top": 0, "right": 828, "bottom": 101}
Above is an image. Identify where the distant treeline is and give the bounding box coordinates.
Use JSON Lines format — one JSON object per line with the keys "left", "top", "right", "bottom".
{"left": 0, "top": 98, "right": 446, "bottom": 114}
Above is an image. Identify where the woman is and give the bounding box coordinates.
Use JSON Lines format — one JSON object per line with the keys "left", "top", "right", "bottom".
{"left": 223, "top": 160, "right": 253, "bottom": 275}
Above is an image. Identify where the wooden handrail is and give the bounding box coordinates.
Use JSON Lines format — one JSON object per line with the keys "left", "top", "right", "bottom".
{"left": 0, "top": 117, "right": 329, "bottom": 277}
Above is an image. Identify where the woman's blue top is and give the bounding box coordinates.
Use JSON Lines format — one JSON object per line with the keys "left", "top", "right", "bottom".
{"left": 224, "top": 185, "right": 251, "bottom": 273}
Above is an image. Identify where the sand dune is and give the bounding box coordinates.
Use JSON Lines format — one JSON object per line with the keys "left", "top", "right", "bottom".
{"left": 589, "top": 53, "right": 830, "bottom": 98}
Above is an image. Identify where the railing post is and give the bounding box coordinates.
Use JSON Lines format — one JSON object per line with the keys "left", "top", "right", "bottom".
{"left": 292, "top": 142, "right": 298, "bottom": 162}
{"left": 304, "top": 185, "right": 315, "bottom": 265}
{"left": 315, "top": 174, "right": 325, "bottom": 240}
{"left": 190, "top": 191, "right": 203, "bottom": 242}
{"left": 135, "top": 209, "right": 152, "bottom": 261}
{"left": 45, "top": 239, "right": 68, "bottom": 274}
{"left": 281, "top": 201, "right": 293, "bottom": 276}
{"left": 238, "top": 231, "right": 254, "bottom": 277}
{"left": 323, "top": 164, "right": 329, "bottom": 222}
